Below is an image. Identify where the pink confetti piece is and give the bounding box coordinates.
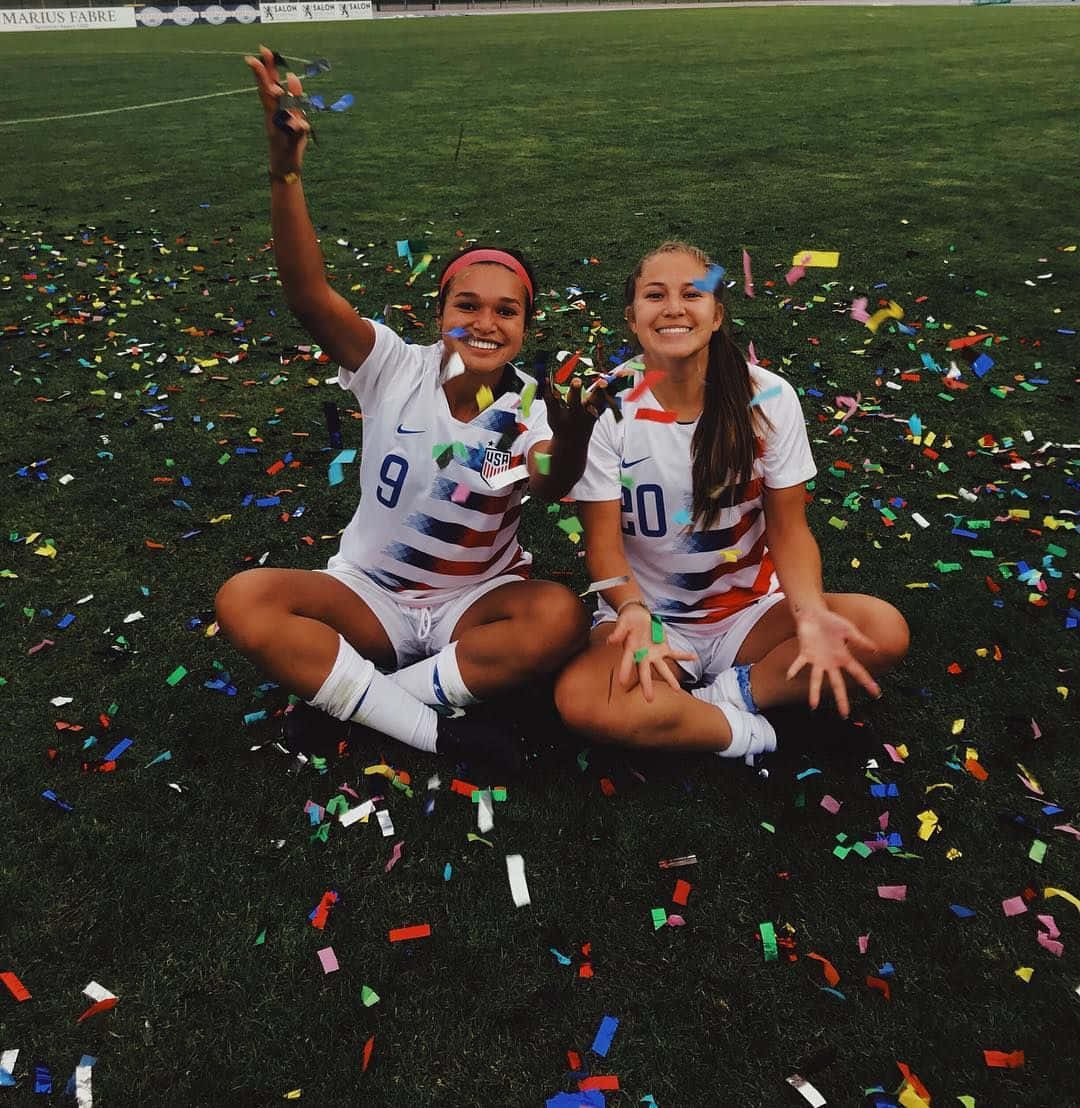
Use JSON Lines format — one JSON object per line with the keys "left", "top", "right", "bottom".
{"left": 742, "top": 249, "right": 755, "bottom": 298}
{"left": 317, "top": 946, "right": 339, "bottom": 974}
{"left": 877, "top": 885, "right": 907, "bottom": 901}
{"left": 850, "top": 296, "right": 871, "bottom": 323}
{"left": 785, "top": 265, "right": 806, "bottom": 286}
{"left": 1053, "top": 823, "right": 1080, "bottom": 839}
{"left": 1031, "top": 718, "right": 1042, "bottom": 739}
{"left": 858, "top": 934, "right": 870, "bottom": 954}
{"left": 1036, "top": 914, "right": 1059, "bottom": 939}
{"left": 878, "top": 811, "right": 890, "bottom": 831}
{"left": 338, "top": 782, "right": 361, "bottom": 799}
{"left": 820, "top": 795, "right": 842, "bottom": 815}
{"left": 451, "top": 482, "right": 471, "bottom": 504}
{"left": 883, "top": 744, "right": 904, "bottom": 764}
{"left": 747, "top": 340, "right": 758, "bottom": 365}
{"left": 666, "top": 914, "right": 686, "bottom": 927}
{"left": 1002, "top": 896, "right": 1028, "bottom": 917}
{"left": 1037, "top": 931, "right": 1063, "bottom": 957}
{"left": 385, "top": 840, "right": 404, "bottom": 873}
{"left": 27, "top": 638, "right": 55, "bottom": 655}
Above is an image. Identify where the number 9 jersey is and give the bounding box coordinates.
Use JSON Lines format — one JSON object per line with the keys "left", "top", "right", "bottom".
{"left": 330, "top": 322, "right": 552, "bottom": 605}
{"left": 570, "top": 359, "right": 816, "bottom": 626}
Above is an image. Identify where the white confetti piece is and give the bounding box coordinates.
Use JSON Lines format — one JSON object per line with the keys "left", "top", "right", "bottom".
{"left": 82, "top": 981, "right": 117, "bottom": 1003}
{"left": 484, "top": 464, "right": 530, "bottom": 490}
{"left": 477, "top": 789, "right": 494, "bottom": 834}
{"left": 339, "top": 800, "right": 376, "bottom": 828}
{"left": 505, "top": 854, "right": 531, "bottom": 908}
{"left": 50, "top": 696, "right": 73, "bottom": 707}
{"left": 786, "top": 1073, "right": 826, "bottom": 1107}
{"left": 376, "top": 809, "right": 395, "bottom": 838}
{"left": 579, "top": 575, "right": 630, "bottom": 597}
{"left": 911, "top": 513, "right": 930, "bottom": 528}
{"left": 123, "top": 611, "right": 144, "bottom": 623}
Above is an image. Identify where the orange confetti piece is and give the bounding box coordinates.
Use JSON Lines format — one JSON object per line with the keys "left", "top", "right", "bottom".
{"left": 77, "top": 996, "right": 118, "bottom": 1023}
{"left": 450, "top": 778, "right": 478, "bottom": 797}
{"left": 388, "top": 924, "right": 431, "bottom": 943}
{"left": 554, "top": 351, "right": 582, "bottom": 384}
{"left": 634, "top": 408, "right": 678, "bottom": 423}
{"left": 362, "top": 1035, "right": 375, "bottom": 1072}
{"left": 984, "top": 1049, "right": 1024, "bottom": 1068}
{"left": 965, "top": 758, "right": 989, "bottom": 781}
{"left": 1, "top": 971, "right": 30, "bottom": 1002}
{"left": 625, "top": 369, "right": 667, "bottom": 403}
{"left": 579, "top": 1076, "right": 619, "bottom": 1092}
{"left": 896, "top": 1062, "right": 931, "bottom": 1102}
{"left": 807, "top": 952, "right": 840, "bottom": 987}
{"left": 672, "top": 879, "right": 692, "bottom": 906}
{"left": 866, "top": 975, "right": 891, "bottom": 1001}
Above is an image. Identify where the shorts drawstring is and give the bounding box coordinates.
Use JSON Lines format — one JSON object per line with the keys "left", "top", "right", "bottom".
{"left": 415, "top": 606, "right": 433, "bottom": 643}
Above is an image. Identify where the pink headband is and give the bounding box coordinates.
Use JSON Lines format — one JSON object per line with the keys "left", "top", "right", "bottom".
{"left": 439, "top": 249, "right": 534, "bottom": 302}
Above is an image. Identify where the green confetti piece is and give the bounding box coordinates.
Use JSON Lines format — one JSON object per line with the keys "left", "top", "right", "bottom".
{"left": 254, "top": 929, "right": 266, "bottom": 946}
{"left": 310, "top": 755, "right": 327, "bottom": 773}
{"left": 833, "top": 845, "right": 852, "bottom": 860}
{"left": 217, "top": 452, "right": 230, "bottom": 465}
{"left": 519, "top": 381, "right": 536, "bottom": 418}
{"left": 361, "top": 985, "right": 380, "bottom": 1007}
{"left": 165, "top": 665, "right": 188, "bottom": 687}
{"left": 325, "top": 795, "right": 348, "bottom": 816}
{"left": 828, "top": 516, "right": 848, "bottom": 530}
{"left": 535, "top": 452, "right": 551, "bottom": 476}
{"left": 974, "top": 289, "right": 989, "bottom": 297}
{"left": 835, "top": 833, "right": 848, "bottom": 843}
{"left": 758, "top": 921, "right": 778, "bottom": 962}
{"left": 760, "top": 822, "right": 775, "bottom": 834}
{"left": 492, "top": 787, "right": 507, "bottom": 802}
{"left": 935, "top": 561, "right": 962, "bottom": 573}
{"left": 633, "top": 648, "right": 649, "bottom": 664}
{"left": 1047, "top": 544, "right": 1067, "bottom": 558}
{"left": 310, "top": 823, "right": 330, "bottom": 843}
{"left": 557, "top": 516, "right": 583, "bottom": 535}
{"left": 969, "top": 549, "right": 994, "bottom": 558}
{"left": 467, "top": 833, "right": 493, "bottom": 847}
{"left": 431, "top": 442, "right": 450, "bottom": 458}
{"left": 851, "top": 841, "right": 873, "bottom": 859}
{"left": 451, "top": 441, "right": 468, "bottom": 460}
{"left": 576, "top": 749, "right": 589, "bottom": 772}
{"left": 546, "top": 503, "right": 561, "bottom": 514}
{"left": 1029, "top": 839, "right": 1047, "bottom": 865}
{"left": 651, "top": 617, "right": 664, "bottom": 645}
{"left": 1018, "top": 381, "right": 1037, "bottom": 392}
{"left": 651, "top": 908, "right": 668, "bottom": 931}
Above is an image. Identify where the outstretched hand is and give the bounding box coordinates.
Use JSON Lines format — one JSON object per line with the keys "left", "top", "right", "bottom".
{"left": 609, "top": 606, "right": 696, "bottom": 703}
{"left": 542, "top": 376, "right": 607, "bottom": 447}
{"left": 244, "top": 44, "right": 310, "bottom": 174}
{"left": 786, "top": 607, "right": 881, "bottom": 718}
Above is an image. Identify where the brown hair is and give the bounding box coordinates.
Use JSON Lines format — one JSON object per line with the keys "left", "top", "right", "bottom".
{"left": 624, "top": 241, "right": 768, "bottom": 531}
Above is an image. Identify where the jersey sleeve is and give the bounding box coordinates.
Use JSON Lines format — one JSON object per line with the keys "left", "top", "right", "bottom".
{"left": 336, "top": 321, "right": 426, "bottom": 409}
{"left": 568, "top": 408, "right": 623, "bottom": 502}
{"left": 758, "top": 376, "right": 817, "bottom": 489}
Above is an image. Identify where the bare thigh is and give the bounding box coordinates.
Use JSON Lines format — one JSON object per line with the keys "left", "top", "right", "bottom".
{"left": 215, "top": 567, "right": 397, "bottom": 668}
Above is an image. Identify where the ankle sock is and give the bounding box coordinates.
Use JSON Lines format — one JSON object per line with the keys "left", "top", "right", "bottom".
{"left": 715, "top": 702, "right": 777, "bottom": 764}
{"left": 389, "top": 642, "right": 479, "bottom": 709}
{"left": 308, "top": 634, "right": 438, "bottom": 753}
{"left": 693, "top": 663, "right": 759, "bottom": 714}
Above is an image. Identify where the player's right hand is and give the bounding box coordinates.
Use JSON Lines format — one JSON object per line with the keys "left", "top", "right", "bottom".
{"left": 244, "top": 44, "right": 310, "bottom": 175}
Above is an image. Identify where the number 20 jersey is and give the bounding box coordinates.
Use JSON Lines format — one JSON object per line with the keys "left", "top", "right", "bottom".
{"left": 331, "top": 322, "right": 552, "bottom": 605}
{"left": 570, "top": 360, "right": 817, "bottom": 625}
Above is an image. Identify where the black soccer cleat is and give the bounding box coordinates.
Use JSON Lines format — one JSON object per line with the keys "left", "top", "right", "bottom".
{"left": 281, "top": 701, "right": 350, "bottom": 760}
{"left": 435, "top": 714, "right": 522, "bottom": 776}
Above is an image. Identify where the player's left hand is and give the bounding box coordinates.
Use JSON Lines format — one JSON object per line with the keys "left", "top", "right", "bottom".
{"left": 786, "top": 607, "right": 881, "bottom": 718}
{"left": 543, "top": 376, "right": 606, "bottom": 445}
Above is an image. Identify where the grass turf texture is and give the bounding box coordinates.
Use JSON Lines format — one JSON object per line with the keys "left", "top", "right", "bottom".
{"left": 1, "top": 7, "right": 1078, "bottom": 1105}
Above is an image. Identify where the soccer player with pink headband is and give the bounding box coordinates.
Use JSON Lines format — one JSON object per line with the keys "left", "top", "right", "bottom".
{"left": 216, "top": 47, "right": 604, "bottom": 770}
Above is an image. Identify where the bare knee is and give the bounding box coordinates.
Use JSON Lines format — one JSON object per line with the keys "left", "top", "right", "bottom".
{"left": 554, "top": 654, "right": 595, "bottom": 733}
{"left": 214, "top": 569, "right": 277, "bottom": 652}
{"left": 522, "top": 583, "right": 589, "bottom": 666}
{"left": 865, "top": 601, "right": 910, "bottom": 672}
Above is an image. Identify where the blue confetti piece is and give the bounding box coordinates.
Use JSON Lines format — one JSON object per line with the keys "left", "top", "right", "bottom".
{"left": 820, "top": 986, "right": 846, "bottom": 1000}
{"left": 691, "top": 263, "right": 725, "bottom": 292}
{"left": 0, "top": 1067, "right": 13, "bottom": 1088}
{"left": 550, "top": 947, "right": 571, "bottom": 965}
{"left": 308, "top": 94, "right": 325, "bottom": 110}
{"left": 56, "top": 612, "right": 75, "bottom": 629}
{"left": 672, "top": 508, "right": 693, "bottom": 526}
{"left": 870, "top": 783, "right": 899, "bottom": 798}
{"left": 34, "top": 1064, "right": 52, "bottom": 1094}
{"left": 749, "top": 384, "right": 782, "bottom": 409}
{"left": 591, "top": 1015, "right": 619, "bottom": 1057}
{"left": 972, "top": 353, "right": 994, "bottom": 378}
{"left": 243, "top": 710, "right": 268, "bottom": 726}
{"left": 145, "top": 751, "right": 172, "bottom": 767}
{"left": 445, "top": 326, "right": 468, "bottom": 339}
{"left": 443, "top": 862, "right": 452, "bottom": 881}
{"left": 102, "top": 737, "right": 133, "bottom": 762}
{"left": 329, "top": 93, "right": 354, "bottom": 112}
{"left": 795, "top": 767, "right": 822, "bottom": 780}
{"left": 547, "top": 1094, "right": 605, "bottom": 1108}
{"left": 950, "top": 904, "right": 976, "bottom": 918}
{"left": 877, "top": 961, "right": 895, "bottom": 976}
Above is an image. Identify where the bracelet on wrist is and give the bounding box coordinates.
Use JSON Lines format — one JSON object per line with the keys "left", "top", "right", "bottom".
{"left": 616, "top": 598, "right": 650, "bottom": 619}
{"left": 268, "top": 170, "right": 301, "bottom": 185}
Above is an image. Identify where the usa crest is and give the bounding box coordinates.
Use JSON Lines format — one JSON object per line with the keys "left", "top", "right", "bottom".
{"left": 481, "top": 446, "right": 511, "bottom": 483}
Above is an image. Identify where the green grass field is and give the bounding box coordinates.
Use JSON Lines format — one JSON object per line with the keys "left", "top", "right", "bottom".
{"left": 1, "top": 7, "right": 1079, "bottom": 1106}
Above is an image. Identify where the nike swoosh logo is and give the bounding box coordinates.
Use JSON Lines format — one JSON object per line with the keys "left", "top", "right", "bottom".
{"left": 397, "top": 424, "right": 426, "bottom": 435}
{"left": 621, "top": 456, "right": 650, "bottom": 468}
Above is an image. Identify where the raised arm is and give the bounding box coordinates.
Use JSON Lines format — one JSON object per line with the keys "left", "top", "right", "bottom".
{"left": 245, "top": 45, "right": 375, "bottom": 372}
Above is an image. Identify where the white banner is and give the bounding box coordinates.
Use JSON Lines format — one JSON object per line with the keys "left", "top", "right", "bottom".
{"left": 0, "top": 6, "right": 136, "bottom": 31}
{"left": 260, "top": 0, "right": 372, "bottom": 21}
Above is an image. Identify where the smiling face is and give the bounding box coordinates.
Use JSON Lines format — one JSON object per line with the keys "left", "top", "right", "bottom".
{"left": 437, "top": 263, "right": 529, "bottom": 375}
{"left": 626, "top": 250, "right": 724, "bottom": 364}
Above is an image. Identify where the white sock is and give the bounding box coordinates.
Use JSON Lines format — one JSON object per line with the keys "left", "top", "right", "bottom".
{"left": 692, "top": 664, "right": 758, "bottom": 713}
{"left": 714, "top": 702, "right": 777, "bottom": 765}
{"left": 389, "top": 643, "right": 479, "bottom": 709}
{"left": 308, "top": 634, "right": 438, "bottom": 753}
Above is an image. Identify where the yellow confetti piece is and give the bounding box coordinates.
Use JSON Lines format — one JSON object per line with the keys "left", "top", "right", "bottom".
{"left": 204, "top": 621, "right": 220, "bottom": 638}
{"left": 1056, "top": 686, "right": 1069, "bottom": 700}
{"left": 866, "top": 300, "right": 904, "bottom": 334}
{"left": 898, "top": 1084, "right": 930, "bottom": 1108}
{"left": 895, "top": 744, "right": 909, "bottom": 760}
{"left": 33, "top": 544, "right": 57, "bottom": 559}
{"left": 475, "top": 385, "right": 494, "bottom": 412}
{"left": 209, "top": 514, "right": 232, "bottom": 524}
{"left": 1015, "top": 966, "right": 1033, "bottom": 983}
{"left": 720, "top": 549, "right": 741, "bottom": 563}
{"left": 364, "top": 764, "right": 395, "bottom": 780}
{"left": 946, "top": 848, "right": 962, "bottom": 861}
{"left": 925, "top": 783, "right": 954, "bottom": 794}
{"left": 965, "top": 747, "right": 978, "bottom": 763}
{"left": 284, "top": 1092, "right": 302, "bottom": 1101}
{"left": 1044, "top": 887, "right": 1080, "bottom": 912}
{"left": 952, "top": 719, "right": 965, "bottom": 735}
{"left": 791, "top": 249, "right": 839, "bottom": 268}
{"left": 1017, "top": 762, "right": 1042, "bottom": 793}
{"left": 916, "top": 810, "right": 939, "bottom": 841}
{"left": 851, "top": 558, "right": 860, "bottom": 569}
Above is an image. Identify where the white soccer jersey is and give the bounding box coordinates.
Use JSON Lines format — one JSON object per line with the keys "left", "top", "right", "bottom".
{"left": 332, "top": 322, "right": 552, "bottom": 605}
{"left": 570, "top": 360, "right": 817, "bottom": 625}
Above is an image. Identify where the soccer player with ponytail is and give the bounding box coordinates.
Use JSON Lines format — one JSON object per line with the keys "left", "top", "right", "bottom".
{"left": 555, "top": 242, "right": 909, "bottom": 762}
